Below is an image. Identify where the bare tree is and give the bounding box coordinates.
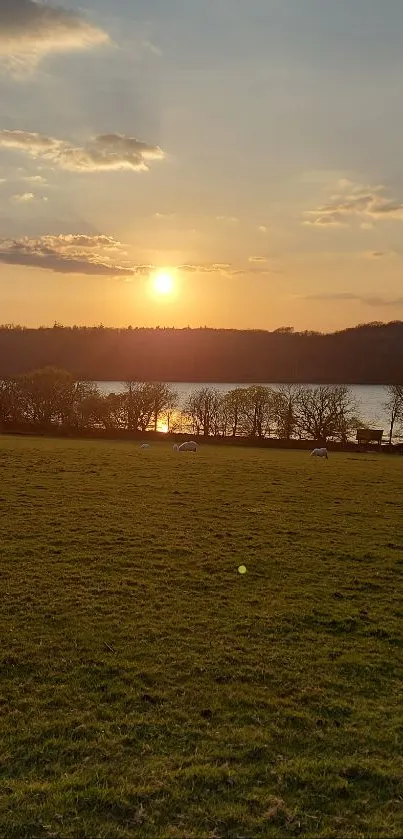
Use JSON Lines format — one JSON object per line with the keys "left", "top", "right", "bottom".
{"left": 17, "top": 367, "right": 76, "bottom": 426}
{"left": 241, "top": 386, "right": 275, "bottom": 438}
{"left": 123, "top": 382, "right": 154, "bottom": 432}
{"left": 384, "top": 384, "right": 403, "bottom": 444}
{"left": 183, "top": 387, "right": 221, "bottom": 437}
{"left": 0, "top": 379, "right": 26, "bottom": 425}
{"left": 219, "top": 388, "right": 249, "bottom": 437}
{"left": 295, "top": 385, "right": 359, "bottom": 443}
{"left": 62, "top": 381, "right": 101, "bottom": 429}
{"left": 272, "top": 385, "right": 300, "bottom": 439}
{"left": 148, "top": 383, "right": 179, "bottom": 432}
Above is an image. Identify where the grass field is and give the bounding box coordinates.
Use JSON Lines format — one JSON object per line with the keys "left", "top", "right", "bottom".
{"left": 1, "top": 437, "right": 402, "bottom": 838}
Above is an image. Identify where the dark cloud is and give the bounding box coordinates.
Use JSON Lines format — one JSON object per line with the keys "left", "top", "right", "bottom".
{"left": 0, "top": 0, "right": 108, "bottom": 66}
{"left": 0, "top": 235, "right": 133, "bottom": 276}
{"left": 0, "top": 130, "right": 164, "bottom": 172}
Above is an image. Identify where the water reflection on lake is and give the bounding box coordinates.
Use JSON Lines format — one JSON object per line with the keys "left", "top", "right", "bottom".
{"left": 96, "top": 382, "right": 393, "bottom": 436}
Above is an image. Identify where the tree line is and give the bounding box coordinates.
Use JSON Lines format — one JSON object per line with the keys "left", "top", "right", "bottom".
{"left": 0, "top": 321, "right": 403, "bottom": 384}
{"left": 0, "top": 367, "right": 402, "bottom": 443}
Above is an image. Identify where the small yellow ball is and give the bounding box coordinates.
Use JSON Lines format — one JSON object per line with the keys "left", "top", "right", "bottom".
{"left": 238, "top": 565, "right": 247, "bottom": 575}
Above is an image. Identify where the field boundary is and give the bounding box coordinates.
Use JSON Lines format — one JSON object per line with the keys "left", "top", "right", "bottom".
{"left": 1, "top": 424, "right": 402, "bottom": 454}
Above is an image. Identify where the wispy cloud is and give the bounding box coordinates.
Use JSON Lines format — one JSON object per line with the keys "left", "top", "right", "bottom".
{"left": 0, "top": 239, "right": 279, "bottom": 281}
{"left": 0, "top": 130, "right": 164, "bottom": 173}
{"left": 10, "top": 191, "right": 48, "bottom": 203}
{"left": 0, "top": 0, "right": 108, "bottom": 70}
{"left": 141, "top": 39, "right": 162, "bottom": 57}
{"left": 179, "top": 262, "right": 275, "bottom": 277}
{"left": 178, "top": 263, "right": 233, "bottom": 274}
{"left": 305, "top": 180, "right": 403, "bottom": 227}
{"left": 360, "top": 250, "right": 397, "bottom": 260}
{"left": 41, "top": 234, "right": 124, "bottom": 251}
{"left": 0, "top": 234, "right": 133, "bottom": 276}
{"left": 303, "top": 292, "right": 403, "bottom": 307}
{"left": 22, "top": 174, "right": 47, "bottom": 184}
{"left": 249, "top": 256, "right": 268, "bottom": 264}
{"left": 130, "top": 262, "right": 272, "bottom": 280}
{"left": 123, "top": 263, "right": 236, "bottom": 282}
{"left": 216, "top": 215, "right": 239, "bottom": 223}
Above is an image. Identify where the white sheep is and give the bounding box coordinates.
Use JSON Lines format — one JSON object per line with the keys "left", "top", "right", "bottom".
{"left": 310, "top": 447, "right": 328, "bottom": 459}
{"left": 178, "top": 441, "right": 198, "bottom": 452}
{"left": 140, "top": 443, "right": 151, "bottom": 449}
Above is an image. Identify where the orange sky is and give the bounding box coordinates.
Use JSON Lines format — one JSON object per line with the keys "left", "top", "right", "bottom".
{"left": 1, "top": 0, "right": 403, "bottom": 331}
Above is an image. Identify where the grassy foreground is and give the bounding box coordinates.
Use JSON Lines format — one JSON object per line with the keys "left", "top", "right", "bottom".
{"left": 0, "top": 438, "right": 402, "bottom": 839}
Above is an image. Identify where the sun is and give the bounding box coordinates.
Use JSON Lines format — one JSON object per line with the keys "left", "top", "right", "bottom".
{"left": 153, "top": 271, "right": 174, "bottom": 295}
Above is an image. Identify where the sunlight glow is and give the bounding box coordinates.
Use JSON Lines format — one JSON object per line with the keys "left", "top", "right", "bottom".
{"left": 152, "top": 271, "right": 174, "bottom": 296}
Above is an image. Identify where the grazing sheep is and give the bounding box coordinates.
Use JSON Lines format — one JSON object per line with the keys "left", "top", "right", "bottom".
{"left": 178, "top": 441, "right": 197, "bottom": 452}
{"left": 310, "top": 447, "right": 328, "bottom": 459}
{"left": 140, "top": 443, "right": 151, "bottom": 449}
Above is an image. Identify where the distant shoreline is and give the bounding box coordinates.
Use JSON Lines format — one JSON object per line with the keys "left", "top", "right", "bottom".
{"left": 0, "top": 322, "right": 402, "bottom": 384}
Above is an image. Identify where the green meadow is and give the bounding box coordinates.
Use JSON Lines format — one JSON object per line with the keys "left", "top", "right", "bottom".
{"left": 1, "top": 437, "right": 402, "bottom": 838}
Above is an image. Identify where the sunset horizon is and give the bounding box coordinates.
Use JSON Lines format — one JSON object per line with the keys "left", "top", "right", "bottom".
{"left": 2, "top": 5, "right": 403, "bottom": 833}
{"left": 2, "top": 1, "right": 403, "bottom": 333}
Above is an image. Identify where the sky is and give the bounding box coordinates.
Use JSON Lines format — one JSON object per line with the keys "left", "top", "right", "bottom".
{"left": 1, "top": 0, "right": 403, "bottom": 331}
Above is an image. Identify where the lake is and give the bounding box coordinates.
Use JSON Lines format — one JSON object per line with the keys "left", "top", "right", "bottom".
{"left": 97, "top": 382, "right": 393, "bottom": 435}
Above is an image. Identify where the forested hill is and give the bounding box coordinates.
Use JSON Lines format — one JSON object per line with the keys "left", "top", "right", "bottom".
{"left": 0, "top": 322, "right": 403, "bottom": 383}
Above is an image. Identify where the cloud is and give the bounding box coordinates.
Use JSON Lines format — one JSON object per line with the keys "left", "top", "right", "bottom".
{"left": 0, "top": 234, "right": 133, "bottom": 276}
{"left": 216, "top": 215, "right": 239, "bottom": 223}
{"left": 304, "top": 211, "right": 347, "bottom": 228}
{"left": 10, "top": 190, "right": 48, "bottom": 203}
{"left": 0, "top": 0, "right": 108, "bottom": 69}
{"left": 360, "top": 250, "right": 397, "bottom": 260}
{"left": 44, "top": 233, "right": 123, "bottom": 250}
{"left": 22, "top": 174, "right": 47, "bottom": 184}
{"left": 178, "top": 263, "right": 232, "bottom": 274}
{"left": 120, "top": 259, "right": 278, "bottom": 282}
{"left": 123, "top": 263, "right": 237, "bottom": 281}
{"left": 141, "top": 39, "right": 162, "bottom": 57}
{"left": 10, "top": 191, "right": 34, "bottom": 202}
{"left": 133, "top": 265, "right": 154, "bottom": 277}
{"left": 249, "top": 256, "right": 268, "bottom": 264}
{"left": 303, "top": 292, "right": 403, "bottom": 307}
{"left": 179, "top": 262, "right": 276, "bottom": 277}
{"left": 258, "top": 225, "right": 268, "bottom": 233}
{"left": 0, "top": 130, "right": 164, "bottom": 173}
{"left": 305, "top": 181, "right": 403, "bottom": 227}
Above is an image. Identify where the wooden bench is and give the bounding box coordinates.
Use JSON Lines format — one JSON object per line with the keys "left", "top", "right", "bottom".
{"left": 356, "top": 428, "right": 383, "bottom": 450}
